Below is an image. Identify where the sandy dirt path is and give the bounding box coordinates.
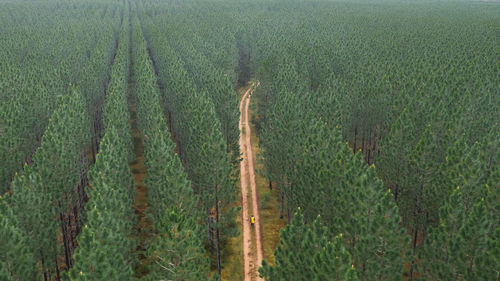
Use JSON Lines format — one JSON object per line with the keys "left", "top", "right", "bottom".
{"left": 239, "top": 84, "right": 264, "bottom": 281}
{"left": 239, "top": 87, "right": 252, "bottom": 281}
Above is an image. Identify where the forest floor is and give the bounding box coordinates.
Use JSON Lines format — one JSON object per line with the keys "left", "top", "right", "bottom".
{"left": 127, "top": 26, "right": 150, "bottom": 278}
{"left": 239, "top": 83, "right": 265, "bottom": 281}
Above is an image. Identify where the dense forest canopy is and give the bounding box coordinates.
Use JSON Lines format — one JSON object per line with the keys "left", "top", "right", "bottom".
{"left": 0, "top": 0, "right": 498, "bottom": 280}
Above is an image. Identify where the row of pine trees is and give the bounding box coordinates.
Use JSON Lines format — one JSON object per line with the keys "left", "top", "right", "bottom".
{"left": 1, "top": 1, "right": 498, "bottom": 280}
{"left": 2, "top": 1, "right": 236, "bottom": 279}
{"left": 243, "top": 2, "right": 499, "bottom": 280}
{"left": 1, "top": 1, "right": 123, "bottom": 279}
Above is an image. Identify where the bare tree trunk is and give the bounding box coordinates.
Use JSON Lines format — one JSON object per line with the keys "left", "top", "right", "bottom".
{"left": 60, "top": 212, "right": 70, "bottom": 269}
{"left": 353, "top": 126, "right": 357, "bottom": 154}
{"left": 214, "top": 163, "right": 222, "bottom": 281}
{"left": 207, "top": 214, "right": 213, "bottom": 253}
{"left": 168, "top": 111, "right": 172, "bottom": 131}
{"left": 287, "top": 183, "right": 293, "bottom": 224}
{"left": 215, "top": 192, "right": 222, "bottom": 281}
{"left": 280, "top": 187, "right": 284, "bottom": 219}
{"left": 423, "top": 212, "right": 429, "bottom": 244}
{"left": 409, "top": 227, "right": 418, "bottom": 281}
{"left": 371, "top": 128, "right": 377, "bottom": 164}
{"left": 73, "top": 205, "right": 79, "bottom": 239}
{"left": 55, "top": 255, "right": 60, "bottom": 281}
{"left": 361, "top": 130, "right": 365, "bottom": 160}
{"left": 41, "top": 254, "right": 48, "bottom": 281}
{"left": 91, "top": 138, "right": 96, "bottom": 163}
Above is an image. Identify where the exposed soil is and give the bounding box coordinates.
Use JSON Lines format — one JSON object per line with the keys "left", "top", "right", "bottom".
{"left": 239, "top": 84, "right": 264, "bottom": 281}
{"left": 127, "top": 23, "right": 150, "bottom": 278}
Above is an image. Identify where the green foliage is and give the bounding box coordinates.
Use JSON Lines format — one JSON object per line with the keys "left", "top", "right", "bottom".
{"left": 0, "top": 1, "right": 121, "bottom": 194}
{"left": 419, "top": 189, "right": 496, "bottom": 280}
{"left": 260, "top": 209, "right": 358, "bottom": 281}
{"left": 145, "top": 207, "right": 210, "bottom": 281}
{"left": 130, "top": 9, "right": 212, "bottom": 279}
{"left": 0, "top": 1, "right": 498, "bottom": 280}
{"left": 140, "top": 6, "right": 238, "bottom": 275}
{"left": 0, "top": 196, "right": 37, "bottom": 281}
{"left": 67, "top": 7, "right": 135, "bottom": 280}
{"left": 7, "top": 86, "right": 95, "bottom": 277}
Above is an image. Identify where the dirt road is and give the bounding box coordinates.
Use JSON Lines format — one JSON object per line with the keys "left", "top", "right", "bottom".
{"left": 239, "top": 84, "right": 264, "bottom": 281}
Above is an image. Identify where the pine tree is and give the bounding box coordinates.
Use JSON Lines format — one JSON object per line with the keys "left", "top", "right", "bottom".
{"left": 7, "top": 85, "right": 91, "bottom": 277}
{"left": 0, "top": 196, "right": 38, "bottom": 280}
{"left": 131, "top": 11, "right": 214, "bottom": 280}
{"left": 9, "top": 168, "right": 57, "bottom": 279}
{"left": 67, "top": 9, "right": 136, "bottom": 278}
{"left": 419, "top": 188, "right": 494, "bottom": 281}
{"left": 376, "top": 108, "right": 414, "bottom": 205}
{"left": 145, "top": 207, "right": 211, "bottom": 281}
{"left": 286, "top": 119, "right": 409, "bottom": 279}
{"left": 66, "top": 127, "right": 135, "bottom": 281}
{"left": 476, "top": 227, "right": 500, "bottom": 280}
{"left": 260, "top": 209, "right": 356, "bottom": 281}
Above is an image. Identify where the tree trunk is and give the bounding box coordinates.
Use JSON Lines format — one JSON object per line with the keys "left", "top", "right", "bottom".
{"left": 287, "top": 183, "right": 293, "bottom": 224}
{"left": 280, "top": 186, "right": 284, "bottom": 219}
{"left": 67, "top": 214, "right": 74, "bottom": 267}
{"left": 353, "top": 126, "right": 357, "bottom": 154}
{"left": 179, "top": 141, "right": 184, "bottom": 165}
{"left": 361, "top": 130, "right": 365, "bottom": 160}
{"left": 55, "top": 255, "right": 60, "bottom": 281}
{"left": 94, "top": 119, "right": 99, "bottom": 154}
{"left": 409, "top": 227, "right": 419, "bottom": 281}
{"left": 423, "top": 212, "right": 429, "bottom": 244}
{"left": 41, "top": 254, "right": 48, "bottom": 281}
{"left": 60, "top": 212, "right": 70, "bottom": 269}
{"left": 73, "top": 205, "right": 79, "bottom": 237}
{"left": 215, "top": 188, "right": 222, "bottom": 281}
{"left": 66, "top": 192, "right": 75, "bottom": 266}
{"left": 393, "top": 184, "right": 399, "bottom": 202}
{"left": 371, "top": 128, "right": 377, "bottom": 164}
{"left": 91, "top": 138, "right": 96, "bottom": 163}
{"left": 95, "top": 133, "right": 100, "bottom": 155}
{"left": 207, "top": 215, "right": 213, "bottom": 253}
{"left": 168, "top": 110, "right": 172, "bottom": 130}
